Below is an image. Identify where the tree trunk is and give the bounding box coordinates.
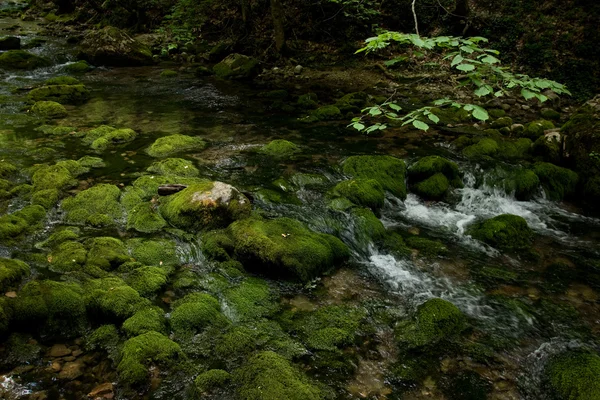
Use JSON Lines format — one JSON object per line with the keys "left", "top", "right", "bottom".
{"left": 270, "top": 0, "right": 286, "bottom": 53}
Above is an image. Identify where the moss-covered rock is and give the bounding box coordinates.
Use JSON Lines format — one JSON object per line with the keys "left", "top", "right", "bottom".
{"left": 294, "top": 305, "right": 365, "bottom": 351}
{"left": 30, "top": 101, "right": 67, "bottom": 119}
{"left": 521, "top": 119, "right": 555, "bottom": 140}
{"left": 170, "top": 293, "right": 228, "bottom": 335}
{"left": 224, "top": 278, "right": 278, "bottom": 322}
{"left": 0, "top": 161, "right": 17, "bottom": 178}
{"left": 77, "top": 156, "right": 105, "bottom": 168}
{"left": 259, "top": 140, "right": 300, "bottom": 159}
{"left": 297, "top": 93, "right": 318, "bottom": 109}
{"left": 160, "top": 69, "right": 178, "bottom": 78}
{"left": 462, "top": 138, "right": 499, "bottom": 160}
{"left": 45, "top": 76, "right": 81, "bottom": 86}
{"left": 160, "top": 181, "right": 251, "bottom": 231}
{"left": 234, "top": 351, "right": 324, "bottom": 400}
{"left": 122, "top": 307, "right": 166, "bottom": 336}
{"left": 0, "top": 258, "right": 30, "bottom": 291}
{"left": 343, "top": 155, "right": 407, "bottom": 199}
{"left": 396, "top": 298, "right": 466, "bottom": 348}
{"left": 467, "top": 214, "right": 533, "bottom": 251}
{"left": 228, "top": 216, "right": 349, "bottom": 281}
{"left": 124, "top": 265, "right": 170, "bottom": 297}
{"left": 0, "top": 50, "right": 51, "bottom": 69}
{"left": 408, "top": 156, "right": 462, "bottom": 185}
{"left": 541, "top": 108, "right": 561, "bottom": 121}
{"left": 147, "top": 158, "right": 199, "bottom": 177}
{"left": 405, "top": 236, "right": 448, "bottom": 257}
{"left": 546, "top": 350, "right": 600, "bottom": 400}
{"left": 85, "top": 277, "right": 150, "bottom": 320}
{"left": 412, "top": 173, "right": 450, "bottom": 200}
{"left": 31, "top": 164, "right": 77, "bottom": 191}
{"left": 31, "top": 188, "right": 60, "bottom": 209}
{"left": 501, "top": 169, "right": 541, "bottom": 200}
{"left": 126, "top": 202, "right": 167, "bottom": 233}
{"left": 491, "top": 116, "right": 513, "bottom": 129}
{"left": 64, "top": 60, "right": 92, "bottom": 73}
{"left": 27, "top": 84, "right": 90, "bottom": 105}
{"left": 127, "top": 238, "right": 178, "bottom": 266}
{"left": 213, "top": 53, "right": 259, "bottom": 79}
{"left": 532, "top": 162, "right": 578, "bottom": 200}
{"left": 332, "top": 178, "right": 385, "bottom": 210}
{"left": 48, "top": 241, "right": 87, "bottom": 272}
{"left": 117, "top": 331, "right": 183, "bottom": 385}
{"left": 312, "top": 105, "right": 342, "bottom": 120}
{"left": 82, "top": 125, "right": 137, "bottom": 151}
{"left": 86, "top": 237, "right": 131, "bottom": 271}
{"left": 195, "top": 369, "right": 231, "bottom": 393}
{"left": 62, "top": 184, "right": 123, "bottom": 226}
{"left": 86, "top": 324, "right": 120, "bottom": 361}
{"left": 335, "top": 91, "right": 368, "bottom": 113}
{"left": 0, "top": 206, "right": 45, "bottom": 243}
{"left": 532, "top": 135, "right": 561, "bottom": 163}
{"left": 80, "top": 26, "right": 154, "bottom": 67}
{"left": 147, "top": 134, "right": 207, "bottom": 157}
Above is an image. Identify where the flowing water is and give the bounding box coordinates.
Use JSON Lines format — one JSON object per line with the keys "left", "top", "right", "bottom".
{"left": 2, "top": 12, "right": 600, "bottom": 400}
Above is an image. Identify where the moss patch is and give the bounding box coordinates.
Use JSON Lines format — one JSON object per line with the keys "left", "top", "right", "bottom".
{"left": 332, "top": 178, "right": 385, "bottom": 210}
{"left": 147, "top": 134, "right": 207, "bottom": 157}
{"left": 343, "top": 155, "right": 407, "bottom": 199}
{"left": 467, "top": 214, "right": 533, "bottom": 251}
{"left": 0, "top": 258, "right": 30, "bottom": 291}
{"left": 546, "top": 350, "right": 600, "bottom": 400}
{"left": 61, "top": 184, "right": 123, "bottom": 226}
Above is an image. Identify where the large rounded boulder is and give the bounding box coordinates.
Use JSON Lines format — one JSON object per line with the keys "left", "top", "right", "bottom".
{"left": 79, "top": 26, "right": 154, "bottom": 66}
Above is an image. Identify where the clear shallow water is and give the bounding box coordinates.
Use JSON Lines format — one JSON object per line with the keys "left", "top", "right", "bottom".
{"left": 1, "top": 17, "right": 600, "bottom": 400}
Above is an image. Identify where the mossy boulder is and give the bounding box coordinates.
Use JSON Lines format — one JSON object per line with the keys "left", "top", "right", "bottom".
{"left": 462, "top": 138, "right": 499, "bottom": 160}
{"left": 532, "top": 135, "right": 561, "bottom": 163}
{"left": 80, "top": 26, "right": 154, "bottom": 66}
{"left": 343, "top": 155, "right": 407, "bottom": 199}
{"left": 0, "top": 50, "right": 51, "bottom": 69}
{"left": 297, "top": 93, "right": 318, "bottom": 109}
{"left": 30, "top": 101, "right": 67, "bottom": 119}
{"left": 124, "top": 265, "right": 170, "bottom": 297}
{"left": 64, "top": 60, "right": 92, "bottom": 73}
{"left": 312, "top": 105, "right": 342, "bottom": 120}
{"left": 77, "top": 156, "right": 105, "bottom": 168}
{"left": 546, "top": 350, "right": 600, "bottom": 400}
{"left": 490, "top": 116, "right": 513, "bottom": 129}
{"left": 294, "top": 305, "right": 365, "bottom": 351}
{"left": 160, "top": 181, "right": 251, "bottom": 231}
{"left": 234, "top": 351, "right": 324, "bottom": 400}
{"left": 408, "top": 156, "right": 462, "bottom": 185}
{"left": 147, "top": 134, "right": 207, "bottom": 157}
{"left": 532, "top": 162, "right": 578, "bottom": 200}
{"left": 126, "top": 202, "right": 168, "bottom": 233}
{"left": 259, "top": 140, "right": 300, "bottom": 159}
{"left": 467, "top": 214, "right": 534, "bottom": 251}
{"left": 45, "top": 76, "right": 81, "bottom": 86}
{"left": 0, "top": 206, "right": 46, "bottom": 244}
{"left": 412, "top": 173, "right": 450, "bottom": 200}
{"left": 160, "top": 69, "right": 177, "bottom": 78}
{"left": 0, "top": 36, "right": 20, "bottom": 50}
{"left": 170, "top": 293, "right": 228, "bottom": 335}
{"left": 82, "top": 125, "right": 137, "bottom": 151}
{"left": 85, "top": 277, "right": 150, "bottom": 320}
{"left": 224, "top": 278, "right": 278, "bottom": 322}
{"left": 213, "top": 53, "right": 259, "bottom": 79}
{"left": 128, "top": 238, "right": 179, "bottom": 266}
{"left": 31, "top": 164, "right": 77, "bottom": 191}
{"left": 228, "top": 216, "right": 349, "bottom": 281}
{"left": 396, "top": 298, "right": 466, "bottom": 348}
{"left": 31, "top": 188, "right": 60, "bottom": 209}
{"left": 117, "top": 331, "right": 183, "bottom": 385}
{"left": 147, "top": 158, "right": 199, "bottom": 177}
{"left": 0, "top": 258, "right": 30, "bottom": 291}
{"left": 122, "top": 307, "right": 166, "bottom": 336}
{"left": 195, "top": 369, "right": 231, "bottom": 394}
{"left": 0, "top": 161, "right": 17, "bottom": 178}
{"left": 332, "top": 178, "right": 385, "bottom": 210}
{"left": 27, "top": 84, "right": 90, "bottom": 105}
{"left": 48, "top": 241, "right": 87, "bottom": 272}
{"left": 62, "top": 184, "right": 123, "bottom": 226}
{"left": 522, "top": 119, "right": 556, "bottom": 140}
{"left": 86, "top": 237, "right": 131, "bottom": 271}
{"left": 501, "top": 169, "right": 541, "bottom": 200}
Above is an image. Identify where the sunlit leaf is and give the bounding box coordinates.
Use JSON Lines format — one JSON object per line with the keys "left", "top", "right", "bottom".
{"left": 456, "top": 63, "right": 475, "bottom": 72}
{"left": 521, "top": 88, "right": 536, "bottom": 100}
{"left": 413, "top": 120, "right": 429, "bottom": 131}
{"left": 471, "top": 105, "right": 489, "bottom": 121}
{"left": 388, "top": 103, "right": 402, "bottom": 111}
{"left": 451, "top": 54, "right": 464, "bottom": 67}
{"left": 427, "top": 113, "right": 440, "bottom": 123}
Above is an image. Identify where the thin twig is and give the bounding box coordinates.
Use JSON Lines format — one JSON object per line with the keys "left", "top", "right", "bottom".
{"left": 411, "top": 0, "right": 419, "bottom": 36}
{"left": 435, "top": 0, "right": 464, "bottom": 18}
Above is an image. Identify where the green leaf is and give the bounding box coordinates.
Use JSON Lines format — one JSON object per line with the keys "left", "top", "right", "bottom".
{"left": 460, "top": 45, "right": 474, "bottom": 53}
{"left": 534, "top": 93, "right": 548, "bottom": 103}
{"left": 480, "top": 55, "right": 500, "bottom": 64}
{"left": 388, "top": 103, "right": 402, "bottom": 111}
{"left": 369, "top": 108, "right": 383, "bottom": 116}
{"left": 352, "top": 122, "right": 365, "bottom": 131}
{"left": 521, "top": 88, "right": 537, "bottom": 100}
{"left": 474, "top": 86, "right": 491, "bottom": 97}
{"left": 451, "top": 54, "right": 464, "bottom": 66}
{"left": 494, "top": 90, "right": 504, "bottom": 97}
{"left": 412, "top": 120, "right": 429, "bottom": 131}
{"left": 427, "top": 113, "right": 440, "bottom": 124}
{"left": 471, "top": 105, "right": 489, "bottom": 121}
{"left": 365, "top": 125, "right": 380, "bottom": 133}
{"left": 456, "top": 63, "right": 476, "bottom": 72}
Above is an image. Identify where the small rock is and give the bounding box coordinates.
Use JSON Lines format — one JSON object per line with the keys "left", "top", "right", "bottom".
{"left": 501, "top": 103, "right": 511, "bottom": 111}
{"left": 5, "top": 291, "right": 17, "bottom": 298}
{"left": 63, "top": 356, "right": 76, "bottom": 362}
{"left": 88, "top": 382, "right": 113, "bottom": 398}
{"left": 294, "top": 65, "right": 303, "bottom": 75}
{"left": 522, "top": 105, "right": 531, "bottom": 110}
{"left": 58, "top": 361, "right": 84, "bottom": 380}
{"left": 72, "top": 349, "right": 84, "bottom": 357}
{"left": 49, "top": 344, "right": 71, "bottom": 358}
{"left": 51, "top": 361, "right": 62, "bottom": 372}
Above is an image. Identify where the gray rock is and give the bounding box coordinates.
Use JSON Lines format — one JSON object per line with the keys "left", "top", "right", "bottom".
{"left": 79, "top": 26, "right": 154, "bottom": 66}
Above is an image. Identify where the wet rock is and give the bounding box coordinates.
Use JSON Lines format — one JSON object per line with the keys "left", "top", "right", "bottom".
{"left": 146, "top": 134, "right": 206, "bottom": 157}
{"left": 343, "top": 155, "right": 407, "bottom": 199}
{"left": 0, "top": 258, "right": 30, "bottom": 292}
{"left": 259, "top": 139, "right": 300, "bottom": 159}
{"left": 58, "top": 360, "right": 84, "bottom": 380}
{"left": 213, "top": 53, "right": 259, "bottom": 79}
{"left": 467, "top": 214, "right": 533, "bottom": 251}
{"left": 88, "top": 382, "right": 113, "bottom": 398}
{"left": 79, "top": 26, "right": 154, "bottom": 66}
{"left": 30, "top": 101, "right": 67, "bottom": 119}
{"left": 49, "top": 344, "right": 72, "bottom": 357}
{"left": 331, "top": 179, "right": 385, "bottom": 211}
{"left": 64, "top": 60, "right": 92, "bottom": 73}
{"left": 51, "top": 361, "right": 62, "bottom": 372}
{"left": 294, "top": 65, "right": 303, "bottom": 74}
{"left": 0, "top": 50, "right": 50, "bottom": 70}
{"left": 27, "top": 84, "right": 90, "bottom": 105}
{"left": 545, "top": 350, "right": 600, "bottom": 400}
{"left": 160, "top": 181, "right": 251, "bottom": 230}
{"left": 0, "top": 36, "right": 20, "bottom": 50}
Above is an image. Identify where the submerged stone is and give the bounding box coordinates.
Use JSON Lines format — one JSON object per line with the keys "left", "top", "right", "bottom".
{"left": 467, "top": 214, "right": 533, "bottom": 251}
{"left": 213, "top": 53, "right": 259, "bottom": 79}
{"left": 0, "top": 50, "right": 51, "bottom": 69}
{"left": 27, "top": 84, "right": 90, "bottom": 105}
{"left": 82, "top": 125, "right": 137, "bottom": 151}
{"left": 30, "top": 101, "right": 67, "bottom": 119}
{"left": 259, "top": 139, "right": 300, "bottom": 159}
{"left": 63, "top": 60, "right": 92, "bottom": 73}
{"left": 160, "top": 181, "right": 251, "bottom": 231}
{"left": 343, "top": 155, "right": 407, "bottom": 199}
{"left": 228, "top": 216, "right": 349, "bottom": 281}
{"left": 80, "top": 26, "right": 154, "bottom": 66}
{"left": 147, "top": 134, "right": 207, "bottom": 157}
{"left": 546, "top": 350, "right": 600, "bottom": 400}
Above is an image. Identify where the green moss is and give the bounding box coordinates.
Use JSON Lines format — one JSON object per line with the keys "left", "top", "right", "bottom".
{"left": 201, "top": 230, "right": 234, "bottom": 261}
{"left": 234, "top": 351, "right": 324, "bottom": 400}
{"left": 295, "top": 305, "right": 365, "bottom": 351}
{"left": 408, "top": 156, "right": 462, "bottom": 185}
{"left": 0, "top": 258, "right": 30, "bottom": 291}
{"left": 77, "top": 156, "right": 105, "bottom": 168}
{"left": 27, "top": 84, "right": 90, "bottom": 105}
{"left": 521, "top": 119, "right": 555, "bottom": 140}
{"left": 0, "top": 161, "right": 17, "bottom": 178}
{"left": 397, "top": 298, "right": 466, "bottom": 348}
{"left": 228, "top": 216, "right": 349, "bottom": 282}
{"left": 124, "top": 265, "right": 169, "bottom": 297}
{"left": 254, "top": 188, "right": 302, "bottom": 206}
{"left": 335, "top": 92, "right": 368, "bottom": 113}
{"left": 160, "top": 69, "right": 178, "bottom": 78}
{"left": 488, "top": 109, "right": 506, "bottom": 118}
{"left": 86, "top": 237, "right": 130, "bottom": 271}
{"left": 86, "top": 324, "right": 120, "bottom": 360}
{"left": 405, "top": 236, "right": 448, "bottom": 257}
{"left": 126, "top": 202, "right": 167, "bottom": 233}
{"left": 467, "top": 214, "right": 534, "bottom": 251}
{"left": 147, "top": 134, "right": 207, "bottom": 157}
{"left": 332, "top": 178, "right": 384, "bottom": 210}
{"left": 147, "top": 158, "right": 199, "bottom": 177}
{"left": 502, "top": 169, "right": 541, "bottom": 200}
{"left": 30, "top": 101, "right": 67, "bottom": 119}
{"left": 64, "top": 60, "right": 91, "bottom": 73}
{"left": 532, "top": 162, "right": 578, "bottom": 200}
{"left": 532, "top": 135, "right": 561, "bottom": 163}
{"left": 31, "top": 188, "right": 59, "bottom": 209}
{"left": 297, "top": 93, "right": 318, "bottom": 109}
{"left": 31, "top": 164, "right": 76, "bottom": 191}
{"left": 61, "top": 183, "right": 123, "bottom": 225}
{"left": 225, "top": 278, "right": 278, "bottom": 322}
{"left": 0, "top": 50, "right": 51, "bottom": 69}
{"left": 13, "top": 205, "right": 45, "bottom": 224}
{"left": 128, "top": 238, "right": 178, "bottom": 266}
{"left": 259, "top": 140, "right": 301, "bottom": 159}
{"left": 0, "top": 214, "right": 28, "bottom": 242}
{"left": 48, "top": 241, "right": 87, "bottom": 272}
{"left": 170, "top": 293, "right": 228, "bottom": 335}
{"left": 350, "top": 207, "right": 387, "bottom": 246}
{"left": 412, "top": 173, "right": 450, "bottom": 200}
{"left": 546, "top": 350, "right": 600, "bottom": 400}
{"left": 56, "top": 160, "right": 89, "bottom": 177}
{"left": 45, "top": 76, "right": 81, "bottom": 86}
{"left": 541, "top": 108, "right": 561, "bottom": 120}
{"left": 312, "top": 105, "right": 341, "bottom": 120}
{"left": 85, "top": 278, "right": 150, "bottom": 320}
{"left": 122, "top": 307, "right": 166, "bottom": 336}
{"left": 462, "top": 138, "right": 499, "bottom": 160}
{"left": 195, "top": 369, "right": 231, "bottom": 393}
{"left": 213, "top": 53, "right": 259, "bottom": 79}
{"left": 490, "top": 116, "right": 513, "bottom": 129}
{"left": 343, "top": 155, "right": 407, "bottom": 199}
{"left": 39, "top": 227, "right": 80, "bottom": 248}
{"left": 159, "top": 182, "right": 251, "bottom": 231}
{"left": 81, "top": 126, "right": 137, "bottom": 151}
{"left": 117, "top": 331, "right": 183, "bottom": 385}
